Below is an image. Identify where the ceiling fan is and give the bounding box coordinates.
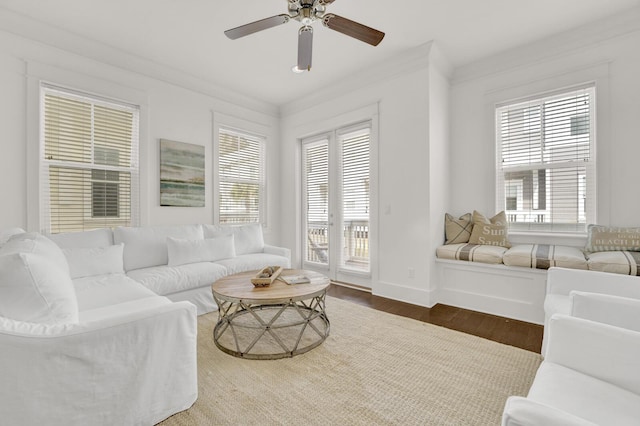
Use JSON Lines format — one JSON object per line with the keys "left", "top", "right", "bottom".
{"left": 224, "top": 0, "right": 385, "bottom": 72}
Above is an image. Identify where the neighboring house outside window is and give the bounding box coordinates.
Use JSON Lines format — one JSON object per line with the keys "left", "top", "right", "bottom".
{"left": 41, "top": 84, "right": 140, "bottom": 233}
{"left": 217, "top": 127, "right": 266, "bottom": 224}
{"left": 496, "top": 84, "right": 596, "bottom": 233}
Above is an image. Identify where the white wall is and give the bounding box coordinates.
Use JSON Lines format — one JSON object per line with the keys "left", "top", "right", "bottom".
{"left": 280, "top": 43, "right": 450, "bottom": 306}
{"left": 450, "top": 13, "right": 640, "bottom": 246}
{"left": 0, "top": 28, "right": 282, "bottom": 244}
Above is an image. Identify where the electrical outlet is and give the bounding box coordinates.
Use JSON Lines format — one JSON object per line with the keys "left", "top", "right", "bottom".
{"left": 408, "top": 267, "right": 415, "bottom": 278}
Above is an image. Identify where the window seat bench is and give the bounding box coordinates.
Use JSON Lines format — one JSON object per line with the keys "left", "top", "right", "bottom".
{"left": 434, "top": 243, "right": 640, "bottom": 325}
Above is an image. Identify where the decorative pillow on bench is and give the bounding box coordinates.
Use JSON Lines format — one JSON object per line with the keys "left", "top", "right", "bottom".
{"left": 585, "top": 225, "right": 640, "bottom": 252}
{"left": 503, "top": 244, "right": 588, "bottom": 270}
{"left": 444, "top": 213, "right": 473, "bottom": 244}
{"left": 468, "top": 210, "right": 511, "bottom": 248}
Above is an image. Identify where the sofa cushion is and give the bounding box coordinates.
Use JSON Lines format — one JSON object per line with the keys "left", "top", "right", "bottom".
{"left": 585, "top": 225, "right": 640, "bottom": 252}
{"left": 215, "top": 253, "right": 291, "bottom": 275}
{"left": 203, "top": 223, "right": 264, "bottom": 255}
{"left": 444, "top": 213, "right": 473, "bottom": 244}
{"left": 126, "top": 262, "right": 228, "bottom": 296}
{"left": 528, "top": 362, "right": 640, "bottom": 426}
{"left": 63, "top": 244, "right": 125, "bottom": 279}
{"left": 114, "top": 225, "right": 204, "bottom": 271}
{"left": 47, "top": 228, "right": 114, "bottom": 249}
{"left": 73, "top": 273, "right": 158, "bottom": 313}
{"left": 587, "top": 251, "right": 640, "bottom": 276}
{"left": 167, "top": 235, "right": 236, "bottom": 266}
{"left": 503, "top": 244, "right": 587, "bottom": 270}
{"left": 436, "top": 243, "right": 507, "bottom": 265}
{"left": 0, "top": 233, "right": 78, "bottom": 324}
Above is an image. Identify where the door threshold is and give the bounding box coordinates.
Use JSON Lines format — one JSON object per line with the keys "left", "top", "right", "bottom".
{"left": 331, "top": 281, "right": 371, "bottom": 293}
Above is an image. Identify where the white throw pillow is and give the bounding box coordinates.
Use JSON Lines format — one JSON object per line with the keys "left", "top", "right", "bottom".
{"left": 203, "top": 223, "right": 264, "bottom": 255}
{"left": 167, "top": 235, "right": 236, "bottom": 266}
{"left": 62, "top": 244, "right": 125, "bottom": 279}
{"left": 0, "top": 234, "right": 78, "bottom": 324}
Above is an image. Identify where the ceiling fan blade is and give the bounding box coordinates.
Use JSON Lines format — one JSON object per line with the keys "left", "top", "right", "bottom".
{"left": 297, "top": 26, "right": 313, "bottom": 71}
{"left": 317, "top": 0, "right": 337, "bottom": 4}
{"left": 224, "top": 14, "right": 290, "bottom": 40}
{"left": 322, "top": 14, "right": 385, "bottom": 46}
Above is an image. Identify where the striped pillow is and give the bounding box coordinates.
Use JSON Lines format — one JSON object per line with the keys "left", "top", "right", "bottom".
{"left": 503, "top": 244, "right": 587, "bottom": 270}
{"left": 585, "top": 225, "right": 640, "bottom": 252}
{"left": 436, "top": 243, "right": 507, "bottom": 265}
{"left": 587, "top": 251, "right": 640, "bottom": 276}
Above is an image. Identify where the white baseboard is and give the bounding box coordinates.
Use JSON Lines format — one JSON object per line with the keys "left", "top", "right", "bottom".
{"left": 373, "top": 281, "right": 437, "bottom": 308}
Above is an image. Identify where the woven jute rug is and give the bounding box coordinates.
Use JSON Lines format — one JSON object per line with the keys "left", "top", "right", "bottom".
{"left": 160, "top": 296, "right": 541, "bottom": 426}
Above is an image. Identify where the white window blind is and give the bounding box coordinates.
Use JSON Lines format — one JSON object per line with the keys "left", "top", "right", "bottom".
{"left": 41, "top": 84, "right": 140, "bottom": 234}
{"left": 339, "top": 127, "right": 370, "bottom": 272}
{"left": 302, "top": 139, "right": 330, "bottom": 264}
{"left": 218, "top": 127, "right": 265, "bottom": 224}
{"left": 496, "top": 84, "right": 595, "bottom": 232}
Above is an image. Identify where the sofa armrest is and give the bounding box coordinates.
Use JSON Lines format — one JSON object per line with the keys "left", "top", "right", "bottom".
{"left": 546, "top": 314, "right": 640, "bottom": 395}
{"left": 0, "top": 300, "right": 198, "bottom": 425}
{"left": 502, "top": 396, "right": 597, "bottom": 426}
{"left": 571, "top": 291, "right": 640, "bottom": 332}
{"left": 264, "top": 244, "right": 291, "bottom": 260}
{"left": 547, "top": 267, "right": 640, "bottom": 297}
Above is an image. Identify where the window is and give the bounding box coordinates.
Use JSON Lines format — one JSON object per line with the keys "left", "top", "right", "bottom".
{"left": 217, "top": 127, "right": 265, "bottom": 224}
{"left": 496, "top": 84, "right": 595, "bottom": 232}
{"left": 41, "top": 84, "right": 140, "bottom": 233}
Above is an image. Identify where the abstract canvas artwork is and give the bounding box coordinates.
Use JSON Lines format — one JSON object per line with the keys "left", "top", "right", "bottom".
{"left": 160, "top": 139, "right": 205, "bottom": 207}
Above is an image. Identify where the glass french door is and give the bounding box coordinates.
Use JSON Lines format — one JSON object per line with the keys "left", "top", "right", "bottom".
{"left": 302, "top": 123, "right": 372, "bottom": 287}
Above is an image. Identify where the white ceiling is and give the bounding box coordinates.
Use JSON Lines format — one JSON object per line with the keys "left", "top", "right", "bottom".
{"left": 1, "top": 0, "right": 639, "bottom": 106}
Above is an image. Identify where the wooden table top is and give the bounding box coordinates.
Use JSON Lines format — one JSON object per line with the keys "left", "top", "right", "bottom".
{"left": 212, "top": 269, "right": 329, "bottom": 304}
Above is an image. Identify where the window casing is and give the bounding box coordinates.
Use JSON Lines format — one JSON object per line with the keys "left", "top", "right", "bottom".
{"left": 217, "top": 127, "right": 266, "bottom": 224}
{"left": 496, "top": 84, "right": 596, "bottom": 233}
{"left": 40, "top": 84, "right": 140, "bottom": 233}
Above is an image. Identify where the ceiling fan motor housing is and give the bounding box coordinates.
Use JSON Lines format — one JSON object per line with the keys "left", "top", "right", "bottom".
{"left": 289, "top": 0, "right": 327, "bottom": 23}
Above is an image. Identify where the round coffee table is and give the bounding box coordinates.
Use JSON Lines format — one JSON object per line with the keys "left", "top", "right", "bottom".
{"left": 211, "top": 269, "right": 330, "bottom": 360}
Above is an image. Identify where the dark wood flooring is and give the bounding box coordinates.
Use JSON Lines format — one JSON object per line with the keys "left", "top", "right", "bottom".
{"left": 327, "top": 284, "right": 543, "bottom": 353}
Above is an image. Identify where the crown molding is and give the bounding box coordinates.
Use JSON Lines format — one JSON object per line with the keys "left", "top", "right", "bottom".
{"left": 280, "top": 41, "right": 449, "bottom": 117}
{"left": 0, "top": 8, "right": 279, "bottom": 117}
{"left": 452, "top": 6, "right": 640, "bottom": 86}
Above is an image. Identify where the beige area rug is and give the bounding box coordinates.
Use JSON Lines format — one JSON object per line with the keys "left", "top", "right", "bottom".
{"left": 160, "top": 297, "right": 541, "bottom": 426}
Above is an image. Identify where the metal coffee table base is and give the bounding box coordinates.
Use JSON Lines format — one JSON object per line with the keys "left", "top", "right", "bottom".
{"left": 213, "top": 292, "right": 330, "bottom": 360}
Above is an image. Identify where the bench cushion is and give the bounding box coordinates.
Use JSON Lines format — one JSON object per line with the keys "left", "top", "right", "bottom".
{"left": 503, "top": 244, "right": 587, "bottom": 270}
{"left": 587, "top": 251, "right": 640, "bottom": 276}
{"left": 436, "top": 243, "right": 507, "bottom": 265}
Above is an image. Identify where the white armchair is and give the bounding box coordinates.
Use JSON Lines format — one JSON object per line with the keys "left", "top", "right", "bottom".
{"left": 542, "top": 267, "right": 640, "bottom": 355}
{"left": 503, "top": 294, "right": 640, "bottom": 425}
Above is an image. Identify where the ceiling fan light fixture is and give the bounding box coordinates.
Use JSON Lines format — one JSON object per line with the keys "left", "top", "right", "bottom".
{"left": 291, "top": 65, "right": 306, "bottom": 73}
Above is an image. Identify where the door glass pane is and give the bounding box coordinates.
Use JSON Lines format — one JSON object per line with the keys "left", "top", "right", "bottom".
{"left": 303, "top": 141, "right": 329, "bottom": 265}
{"left": 340, "top": 128, "right": 370, "bottom": 273}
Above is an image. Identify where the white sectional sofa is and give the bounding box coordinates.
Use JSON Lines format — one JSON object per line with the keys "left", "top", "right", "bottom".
{"left": 0, "top": 223, "right": 291, "bottom": 425}
{"left": 49, "top": 223, "right": 291, "bottom": 314}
